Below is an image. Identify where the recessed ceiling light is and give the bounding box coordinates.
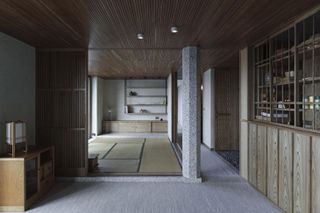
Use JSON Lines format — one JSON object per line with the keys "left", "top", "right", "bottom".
{"left": 171, "top": 26, "right": 178, "bottom": 33}
{"left": 137, "top": 33, "right": 144, "bottom": 40}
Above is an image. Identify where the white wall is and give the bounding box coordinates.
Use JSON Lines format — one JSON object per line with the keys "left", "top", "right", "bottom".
{"left": 202, "top": 69, "right": 215, "bottom": 149}
{"left": 167, "top": 74, "right": 172, "bottom": 141}
{"left": 103, "top": 80, "right": 167, "bottom": 121}
{"left": 239, "top": 48, "right": 249, "bottom": 180}
{"left": 91, "top": 76, "right": 104, "bottom": 136}
{"left": 0, "top": 33, "right": 35, "bottom": 154}
{"left": 177, "top": 80, "right": 183, "bottom": 134}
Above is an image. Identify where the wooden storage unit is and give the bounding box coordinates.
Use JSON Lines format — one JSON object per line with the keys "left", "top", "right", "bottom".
{"left": 151, "top": 121, "right": 168, "bottom": 133}
{"left": 254, "top": 10, "right": 320, "bottom": 131}
{"left": 0, "top": 147, "right": 54, "bottom": 212}
{"left": 103, "top": 120, "right": 167, "bottom": 133}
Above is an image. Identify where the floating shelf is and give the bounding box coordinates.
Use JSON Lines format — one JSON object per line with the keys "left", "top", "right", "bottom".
{"left": 127, "top": 104, "right": 167, "bottom": 106}
{"left": 127, "top": 113, "right": 167, "bottom": 115}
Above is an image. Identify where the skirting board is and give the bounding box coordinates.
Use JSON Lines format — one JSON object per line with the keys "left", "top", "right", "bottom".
{"left": 57, "top": 176, "right": 202, "bottom": 183}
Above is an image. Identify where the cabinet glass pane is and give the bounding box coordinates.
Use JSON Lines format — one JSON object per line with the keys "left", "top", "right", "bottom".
{"left": 26, "top": 157, "right": 38, "bottom": 199}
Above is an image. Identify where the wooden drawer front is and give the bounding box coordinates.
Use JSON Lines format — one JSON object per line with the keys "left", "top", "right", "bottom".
{"left": 135, "top": 122, "right": 151, "bottom": 133}
{"left": 103, "top": 122, "right": 119, "bottom": 133}
{"left": 118, "top": 122, "right": 136, "bottom": 132}
{"left": 152, "top": 122, "right": 167, "bottom": 132}
{"left": 110, "top": 122, "right": 119, "bottom": 132}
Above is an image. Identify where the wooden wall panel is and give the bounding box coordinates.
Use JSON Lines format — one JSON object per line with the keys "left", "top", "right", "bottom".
{"left": 279, "top": 129, "right": 293, "bottom": 213}
{"left": 257, "top": 125, "right": 267, "bottom": 195}
{"left": 312, "top": 136, "right": 320, "bottom": 213}
{"left": 293, "top": 133, "right": 311, "bottom": 213}
{"left": 36, "top": 50, "right": 88, "bottom": 177}
{"left": 267, "top": 127, "right": 279, "bottom": 204}
{"left": 249, "top": 123, "right": 257, "bottom": 187}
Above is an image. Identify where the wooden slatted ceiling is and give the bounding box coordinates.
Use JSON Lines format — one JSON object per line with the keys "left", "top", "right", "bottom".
{"left": 0, "top": 0, "right": 319, "bottom": 77}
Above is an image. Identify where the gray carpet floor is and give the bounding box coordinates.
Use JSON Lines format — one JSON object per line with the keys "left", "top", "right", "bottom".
{"left": 25, "top": 146, "right": 281, "bottom": 213}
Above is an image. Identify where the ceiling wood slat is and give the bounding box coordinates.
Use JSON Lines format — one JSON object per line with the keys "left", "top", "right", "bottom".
{"left": 0, "top": 0, "right": 319, "bottom": 77}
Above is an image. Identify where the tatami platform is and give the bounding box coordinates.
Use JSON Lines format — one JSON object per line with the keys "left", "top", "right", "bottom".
{"left": 88, "top": 136, "right": 182, "bottom": 175}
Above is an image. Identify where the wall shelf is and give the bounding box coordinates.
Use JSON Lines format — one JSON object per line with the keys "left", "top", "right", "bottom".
{"left": 125, "top": 79, "right": 167, "bottom": 115}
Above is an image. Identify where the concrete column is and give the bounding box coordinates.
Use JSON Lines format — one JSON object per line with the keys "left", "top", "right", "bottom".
{"left": 91, "top": 76, "right": 99, "bottom": 136}
{"left": 182, "top": 46, "right": 201, "bottom": 180}
{"left": 91, "top": 76, "right": 103, "bottom": 136}
{"left": 239, "top": 48, "right": 249, "bottom": 180}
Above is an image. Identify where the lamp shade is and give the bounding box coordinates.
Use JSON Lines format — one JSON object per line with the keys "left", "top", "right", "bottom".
{"left": 6, "top": 122, "right": 26, "bottom": 144}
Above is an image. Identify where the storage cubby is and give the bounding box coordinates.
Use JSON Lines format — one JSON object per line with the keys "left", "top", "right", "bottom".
{"left": 254, "top": 9, "right": 320, "bottom": 131}
{"left": 125, "top": 79, "right": 167, "bottom": 115}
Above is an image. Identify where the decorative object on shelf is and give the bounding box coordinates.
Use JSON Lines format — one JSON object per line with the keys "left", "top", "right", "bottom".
{"left": 277, "top": 102, "right": 286, "bottom": 109}
{"left": 107, "top": 108, "right": 113, "bottom": 120}
{"left": 124, "top": 105, "right": 128, "bottom": 114}
{"left": 264, "top": 72, "right": 271, "bottom": 84}
{"left": 6, "top": 121, "right": 28, "bottom": 157}
{"left": 309, "top": 96, "right": 314, "bottom": 103}
{"left": 139, "top": 109, "right": 148, "bottom": 113}
{"left": 129, "top": 91, "right": 137, "bottom": 96}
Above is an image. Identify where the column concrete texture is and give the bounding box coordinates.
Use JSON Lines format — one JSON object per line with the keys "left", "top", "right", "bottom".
{"left": 182, "top": 46, "right": 201, "bottom": 181}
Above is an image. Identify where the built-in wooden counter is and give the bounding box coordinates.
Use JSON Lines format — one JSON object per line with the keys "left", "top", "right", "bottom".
{"left": 103, "top": 120, "right": 168, "bottom": 133}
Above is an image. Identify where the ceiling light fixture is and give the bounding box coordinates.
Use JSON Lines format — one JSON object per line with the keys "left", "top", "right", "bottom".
{"left": 171, "top": 26, "right": 178, "bottom": 33}
{"left": 137, "top": 33, "right": 144, "bottom": 40}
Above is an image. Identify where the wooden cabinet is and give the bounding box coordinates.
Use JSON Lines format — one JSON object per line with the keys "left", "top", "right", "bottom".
{"left": 151, "top": 122, "right": 168, "bottom": 133}
{"left": 103, "top": 121, "right": 167, "bottom": 133}
{"left": 253, "top": 10, "right": 320, "bottom": 131}
{"left": 0, "top": 147, "right": 54, "bottom": 212}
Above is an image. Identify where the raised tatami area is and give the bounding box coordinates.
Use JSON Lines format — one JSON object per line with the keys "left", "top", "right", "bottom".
{"left": 88, "top": 136, "right": 181, "bottom": 175}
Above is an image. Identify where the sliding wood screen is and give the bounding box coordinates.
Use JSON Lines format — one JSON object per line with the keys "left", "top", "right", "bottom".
{"left": 36, "top": 50, "right": 88, "bottom": 176}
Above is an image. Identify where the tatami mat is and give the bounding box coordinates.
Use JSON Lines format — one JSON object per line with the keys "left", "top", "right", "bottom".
{"left": 139, "top": 139, "right": 181, "bottom": 174}
{"left": 98, "top": 159, "right": 140, "bottom": 173}
{"left": 89, "top": 137, "right": 181, "bottom": 175}
{"left": 90, "top": 137, "right": 145, "bottom": 144}
{"left": 88, "top": 143, "right": 115, "bottom": 159}
{"left": 104, "top": 143, "right": 143, "bottom": 160}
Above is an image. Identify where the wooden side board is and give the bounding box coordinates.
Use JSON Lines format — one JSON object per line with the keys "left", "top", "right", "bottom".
{"left": 257, "top": 125, "right": 267, "bottom": 195}
{"left": 293, "top": 133, "right": 311, "bottom": 213}
{"left": 279, "top": 129, "right": 293, "bottom": 213}
{"left": 312, "top": 136, "right": 320, "bottom": 213}
{"left": 0, "top": 160, "right": 25, "bottom": 210}
{"left": 248, "top": 123, "right": 257, "bottom": 187}
{"left": 267, "top": 127, "right": 278, "bottom": 204}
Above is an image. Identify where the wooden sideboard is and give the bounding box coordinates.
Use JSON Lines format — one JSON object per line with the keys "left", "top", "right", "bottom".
{"left": 103, "top": 120, "right": 168, "bottom": 133}
{"left": 0, "top": 146, "right": 55, "bottom": 212}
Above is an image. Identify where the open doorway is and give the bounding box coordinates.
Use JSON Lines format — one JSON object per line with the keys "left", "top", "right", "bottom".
{"left": 87, "top": 78, "right": 181, "bottom": 175}
{"left": 202, "top": 68, "right": 240, "bottom": 172}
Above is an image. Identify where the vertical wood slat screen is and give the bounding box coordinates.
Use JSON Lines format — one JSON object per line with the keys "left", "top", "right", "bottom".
{"left": 36, "top": 50, "right": 88, "bottom": 176}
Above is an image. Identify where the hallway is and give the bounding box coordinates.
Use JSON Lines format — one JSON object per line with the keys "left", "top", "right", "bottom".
{"left": 28, "top": 146, "right": 281, "bottom": 213}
